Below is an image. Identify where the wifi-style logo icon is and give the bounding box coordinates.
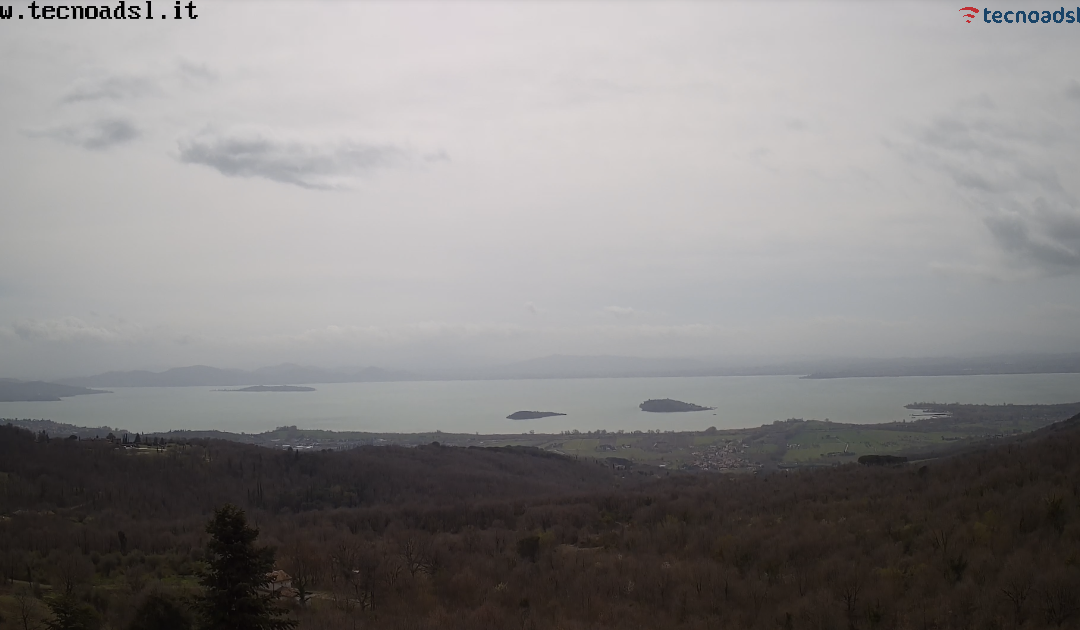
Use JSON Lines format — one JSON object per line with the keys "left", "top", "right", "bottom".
{"left": 960, "top": 6, "right": 980, "bottom": 22}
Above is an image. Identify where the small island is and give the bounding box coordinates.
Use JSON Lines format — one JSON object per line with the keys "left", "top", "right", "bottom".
{"left": 218, "top": 385, "right": 316, "bottom": 392}
{"left": 506, "top": 411, "right": 567, "bottom": 420}
{"left": 639, "top": 399, "right": 714, "bottom": 413}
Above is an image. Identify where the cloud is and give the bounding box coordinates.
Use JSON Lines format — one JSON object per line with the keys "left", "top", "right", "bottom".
{"left": 984, "top": 198, "right": 1080, "bottom": 273}
{"left": 177, "top": 131, "right": 411, "bottom": 188}
{"left": 900, "top": 84, "right": 1080, "bottom": 274}
{"left": 61, "top": 75, "right": 158, "bottom": 103}
{"left": 177, "top": 60, "right": 217, "bottom": 84}
{"left": 604, "top": 305, "right": 635, "bottom": 318}
{"left": 6, "top": 317, "right": 171, "bottom": 348}
{"left": 524, "top": 302, "right": 538, "bottom": 315}
{"left": 284, "top": 322, "right": 531, "bottom": 347}
{"left": 11, "top": 317, "right": 125, "bottom": 343}
{"left": 29, "top": 118, "right": 140, "bottom": 150}
{"left": 1066, "top": 80, "right": 1080, "bottom": 101}
{"left": 423, "top": 150, "right": 451, "bottom": 163}
{"left": 927, "top": 261, "right": 1028, "bottom": 283}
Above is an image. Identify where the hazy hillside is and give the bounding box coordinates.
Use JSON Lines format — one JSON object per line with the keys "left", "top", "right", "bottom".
{"left": 804, "top": 352, "right": 1080, "bottom": 378}
{"left": 58, "top": 363, "right": 415, "bottom": 387}
{"left": 488, "top": 355, "right": 718, "bottom": 378}
{"left": 489, "top": 353, "right": 1080, "bottom": 380}
{"left": 52, "top": 353, "right": 1080, "bottom": 388}
{"left": 0, "top": 379, "right": 108, "bottom": 402}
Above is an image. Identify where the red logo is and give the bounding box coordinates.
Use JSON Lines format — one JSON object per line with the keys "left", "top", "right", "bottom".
{"left": 960, "top": 6, "right": 980, "bottom": 22}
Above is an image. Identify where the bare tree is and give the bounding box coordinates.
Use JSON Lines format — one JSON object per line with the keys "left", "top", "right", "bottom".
{"left": 13, "top": 587, "right": 43, "bottom": 630}
{"left": 282, "top": 541, "right": 321, "bottom": 604}
{"left": 50, "top": 550, "right": 93, "bottom": 596}
{"left": 1001, "top": 566, "right": 1034, "bottom": 626}
{"left": 400, "top": 535, "right": 437, "bottom": 578}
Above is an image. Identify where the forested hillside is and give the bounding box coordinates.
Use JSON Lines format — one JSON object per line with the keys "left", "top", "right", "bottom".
{"left": 2, "top": 416, "right": 1080, "bottom": 629}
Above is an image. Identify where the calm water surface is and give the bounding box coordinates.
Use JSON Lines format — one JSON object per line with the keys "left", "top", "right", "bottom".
{"left": 2, "top": 374, "right": 1080, "bottom": 435}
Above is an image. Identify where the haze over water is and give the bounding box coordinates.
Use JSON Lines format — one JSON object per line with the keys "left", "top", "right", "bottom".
{"left": 3, "top": 373, "right": 1080, "bottom": 436}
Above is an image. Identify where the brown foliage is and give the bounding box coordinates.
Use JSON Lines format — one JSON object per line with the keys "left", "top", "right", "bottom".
{"left": 3, "top": 416, "right": 1080, "bottom": 629}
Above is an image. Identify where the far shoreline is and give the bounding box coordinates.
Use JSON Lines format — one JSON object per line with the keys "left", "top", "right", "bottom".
{"left": 214, "top": 385, "right": 317, "bottom": 393}
{"left": 6, "top": 401, "right": 1079, "bottom": 471}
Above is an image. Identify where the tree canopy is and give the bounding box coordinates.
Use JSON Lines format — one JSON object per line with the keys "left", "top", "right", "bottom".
{"left": 197, "top": 504, "right": 295, "bottom": 630}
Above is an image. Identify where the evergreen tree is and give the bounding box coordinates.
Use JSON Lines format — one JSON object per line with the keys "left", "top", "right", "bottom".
{"left": 44, "top": 594, "right": 101, "bottom": 630}
{"left": 197, "top": 505, "right": 295, "bottom": 630}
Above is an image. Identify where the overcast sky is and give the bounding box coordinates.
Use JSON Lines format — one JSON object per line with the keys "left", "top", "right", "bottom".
{"left": 2, "top": 1, "right": 1080, "bottom": 378}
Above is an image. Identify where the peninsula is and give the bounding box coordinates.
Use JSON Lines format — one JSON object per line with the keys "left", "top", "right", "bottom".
{"left": 0, "top": 379, "right": 110, "bottom": 402}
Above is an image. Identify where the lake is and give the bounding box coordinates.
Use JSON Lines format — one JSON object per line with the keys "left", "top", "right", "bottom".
{"left": 2, "top": 373, "right": 1080, "bottom": 435}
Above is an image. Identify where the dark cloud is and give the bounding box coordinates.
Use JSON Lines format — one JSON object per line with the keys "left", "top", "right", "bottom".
{"left": 178, "top": 132, "right": 409, "bottom": 188}
{"left": 985, "top": 201, "right": 1080, "bottom": 274}
{"left": 30, "top": 118, "right": 140, "bottom": 150}
{"left": 61, "top": 76, "right": 157, "bottom": 103}
{"left": 902, "top": 85, "right": 1080, "bottom": 274}
{"left": 945, "top": 165, "right": 999, "bottom": 193}
{"left": 917, "top": 117, "right": 1024, "bottom": 157}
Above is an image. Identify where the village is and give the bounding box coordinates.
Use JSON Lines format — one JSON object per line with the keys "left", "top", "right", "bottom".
{"left": 684, "top": 440, "right": 760, "bottom": 471}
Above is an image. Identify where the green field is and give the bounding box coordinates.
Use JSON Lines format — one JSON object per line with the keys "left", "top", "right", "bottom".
{"left": 7, "top": 401, "right": 1080, "bottom": 472}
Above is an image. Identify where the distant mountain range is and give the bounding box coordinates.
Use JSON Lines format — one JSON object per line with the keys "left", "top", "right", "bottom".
{"left": 802, "top": 353, "right": 1080, "bottom": 379}
{"left": 482, "top": 355, "right": 729, "bottom": 379}
{"left": 33, "top": 352, "right": 1080, "bottom": 390}
{"left": 471, "top": 355, "right": 917, "bottom": 379}
{"left": 496, "top": 353, "right": 1080, "bottom": 381}
{"left": 57, "top": 364, "right": 416, "bottom": 388}
{"left": 0, "top": 379, "right": 109, "bottom": 402}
